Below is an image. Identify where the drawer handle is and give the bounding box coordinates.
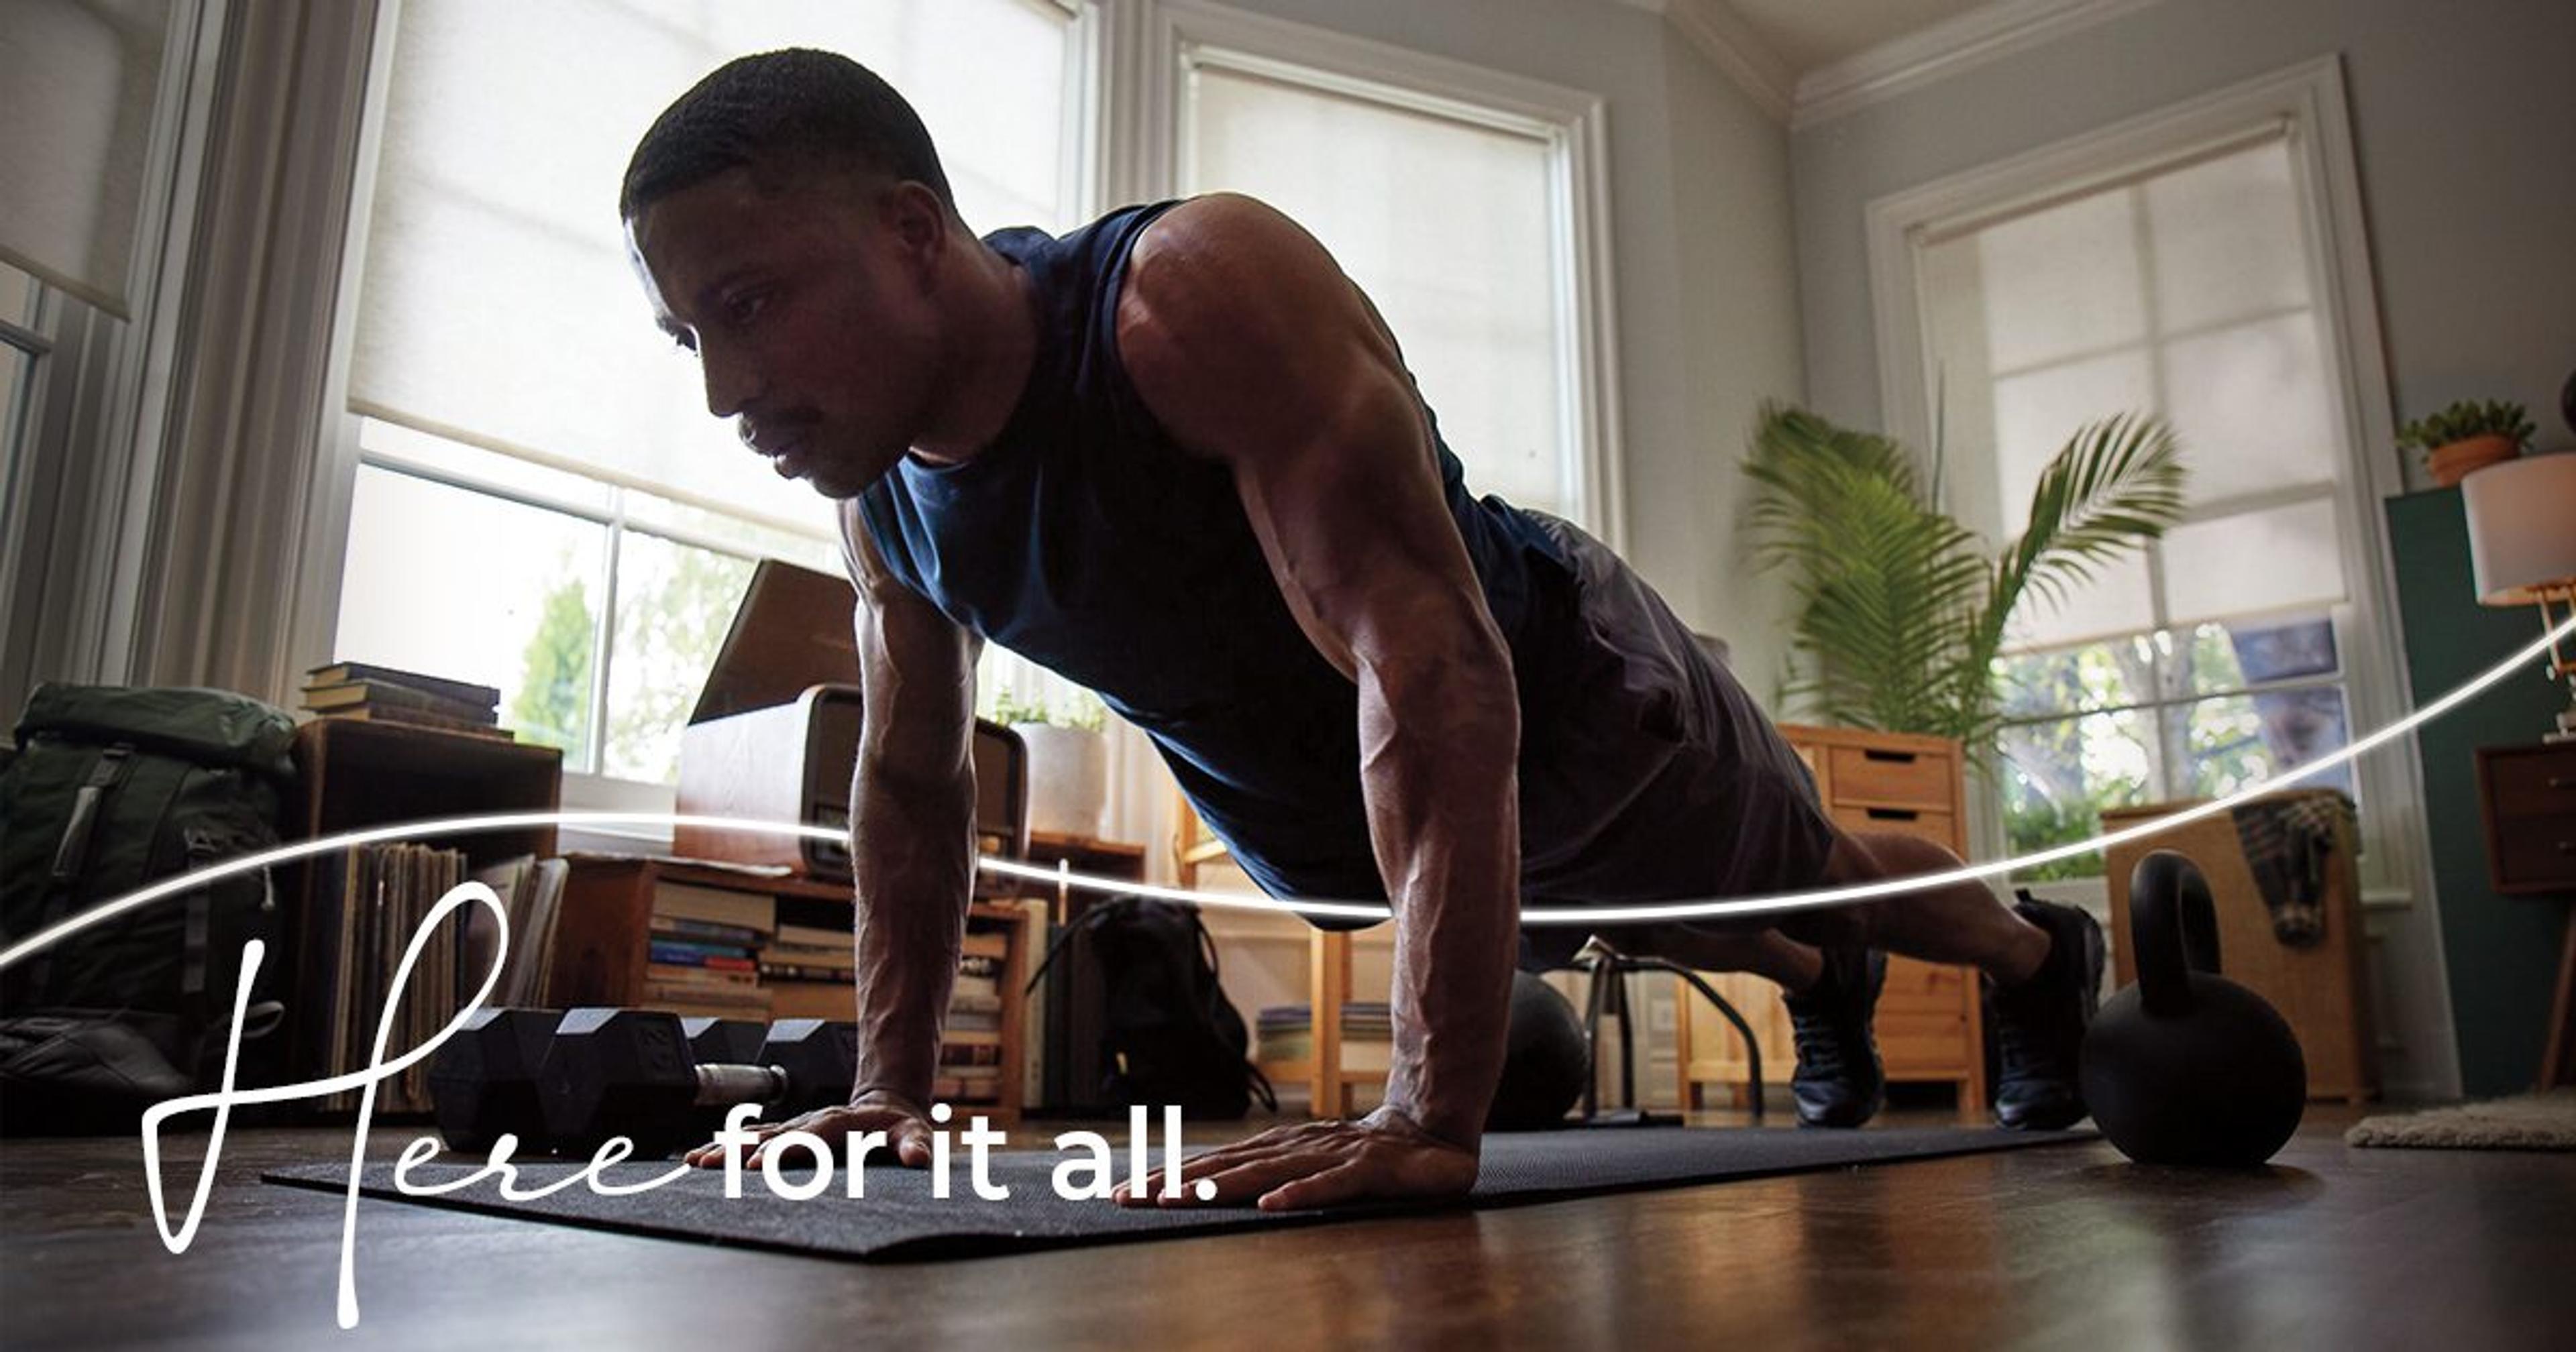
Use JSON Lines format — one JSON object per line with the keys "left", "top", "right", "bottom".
{"left": 1866, "top": 807, "right": 1921, "bottom": 822}
{"left": 1863, "top": 749, "right": 1918, "bottom": 764}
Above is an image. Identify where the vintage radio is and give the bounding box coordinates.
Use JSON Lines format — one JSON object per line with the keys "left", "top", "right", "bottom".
{"left": 674, "top": 561, "right": 1026, "bottom": 882}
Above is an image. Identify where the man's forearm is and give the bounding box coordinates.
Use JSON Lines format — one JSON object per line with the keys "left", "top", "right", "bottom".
{"left": 847, "top": 759, "right": 977, "bottom": 1105}
{"left": 1362, "top": 642, "right": 1523, "bottom": 1149}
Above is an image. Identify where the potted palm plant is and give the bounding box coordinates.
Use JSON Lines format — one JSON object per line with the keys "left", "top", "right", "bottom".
{"left": 2397, "top": 398, "right": 2534, "bottom": 487}
{"left": 1742, "top": 404, "right": 2190, "bottom": 760}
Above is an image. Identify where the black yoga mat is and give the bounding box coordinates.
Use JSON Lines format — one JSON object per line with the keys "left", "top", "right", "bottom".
{"left": 265, "top": 1125, "right": 2091, "bottom": 1261}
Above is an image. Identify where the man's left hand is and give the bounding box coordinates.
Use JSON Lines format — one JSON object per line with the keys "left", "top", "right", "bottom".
{"left": 1111, "top": 1107, "right": 1477, "bottom": 1212}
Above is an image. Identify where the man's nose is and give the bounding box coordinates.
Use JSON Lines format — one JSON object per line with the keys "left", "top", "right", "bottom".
{"left": 701, "top": 342, "right": 764, "bottom": 420}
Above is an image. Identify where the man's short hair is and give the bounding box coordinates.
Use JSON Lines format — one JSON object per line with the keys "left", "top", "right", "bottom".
{"left": 620, "top": 48, "right": 955, "bottom": 221}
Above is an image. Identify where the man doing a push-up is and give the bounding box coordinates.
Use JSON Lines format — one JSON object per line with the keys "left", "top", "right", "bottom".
{"left": 625, "top": 50, "right": 2106, "bottom": 1210}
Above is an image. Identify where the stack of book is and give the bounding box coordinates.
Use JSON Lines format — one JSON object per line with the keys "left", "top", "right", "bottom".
{"left": 303, "top": 661, "right": 507, "bottom": 739}
{"left": 647, "top": 882, "right": 776, "bottom": 1020}
{"left": 933, "top": 932, "right": 1012, "bottom": 1106}
{"left": 1255, "top": 1001, "right": 1394, "bottom": 1074}
{"left": 759, "top": 917, "right": 857, "bottom": 1023}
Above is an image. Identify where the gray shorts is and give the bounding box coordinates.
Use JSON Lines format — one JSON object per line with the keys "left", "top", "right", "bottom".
{"left": 1509, "top": 515, "right": 1839, "bottom": 966}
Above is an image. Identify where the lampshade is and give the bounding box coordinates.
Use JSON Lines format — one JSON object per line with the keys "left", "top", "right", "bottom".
{"left": 2462, "top": 452, "right": 2576, "bottom": 606}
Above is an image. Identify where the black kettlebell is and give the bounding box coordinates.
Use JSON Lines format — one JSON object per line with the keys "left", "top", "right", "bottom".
{"left": 2082, "top": 851, "right": 2306, "bottom": 1166}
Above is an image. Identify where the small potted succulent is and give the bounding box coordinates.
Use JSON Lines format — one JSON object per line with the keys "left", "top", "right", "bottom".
{"left": 2400, "top": 398, "right": 2535, "bottom": 487}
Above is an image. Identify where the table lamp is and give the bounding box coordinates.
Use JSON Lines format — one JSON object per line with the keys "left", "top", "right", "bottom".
{"left": 2462, "top": 450, "right": 2576, "bottom": 741}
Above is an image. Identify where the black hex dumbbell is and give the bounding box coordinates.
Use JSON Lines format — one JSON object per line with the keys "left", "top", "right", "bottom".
{"left": 680, "top": 1015, "right": 769, "bottom": 1141}
{"left": 427, "top": 1007, "right": 566, "bottom": 1153}
{"left": 537, "top": 1010, "right": 859, "bottom": 1158}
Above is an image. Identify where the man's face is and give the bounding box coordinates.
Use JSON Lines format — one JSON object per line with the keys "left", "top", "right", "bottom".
{"left": 626, "top": 164, "right": 947, "bottom": 499}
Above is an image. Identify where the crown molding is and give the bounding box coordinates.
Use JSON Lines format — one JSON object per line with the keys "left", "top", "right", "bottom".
{"left": 1792, "top": 0, "right": 2161, "bottom": 129}
{"left": 1635, "top": 0, "right": 1795, "bottom": 123}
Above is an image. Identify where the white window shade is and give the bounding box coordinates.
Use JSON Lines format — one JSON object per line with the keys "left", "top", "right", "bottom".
{"left": 347, "top": 0, "right": 1076, "bottom": 532}
{"left": 1925, "top": 128, "right": 2357, "bottom": 648}
{"left": 0, "top": 0, "right": 174, "bottom": 318}
{"left": 1182, "top": 62, "right": 1567, "bottom": 516}
{"left": 2161, "top": 498, "right": 2347, "bottom": 627}
{"left": 2006, "top": 551, "right": 2157, "bottom": 653}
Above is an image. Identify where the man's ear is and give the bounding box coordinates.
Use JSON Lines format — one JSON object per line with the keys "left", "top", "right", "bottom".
{"left": 883, "top": 180, "right": 951, "bottom": 288}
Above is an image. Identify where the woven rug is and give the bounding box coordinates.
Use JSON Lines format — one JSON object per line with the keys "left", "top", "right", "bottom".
{"left": 2344, "top": 1089, "right": 2576, "bottom": 1150}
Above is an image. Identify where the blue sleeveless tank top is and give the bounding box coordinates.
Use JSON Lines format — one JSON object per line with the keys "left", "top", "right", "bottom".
{"left": 855, "top": 202, "right": 1582, "bottom": 903}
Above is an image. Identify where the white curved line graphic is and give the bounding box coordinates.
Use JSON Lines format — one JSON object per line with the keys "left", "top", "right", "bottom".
{"left": 0, "top": 611, "right": 2564, "bottom": 961}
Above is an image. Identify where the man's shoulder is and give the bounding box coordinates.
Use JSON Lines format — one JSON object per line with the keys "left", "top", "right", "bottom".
{"left": 1118, "top": 193, "right": 1319, "bottom": 325}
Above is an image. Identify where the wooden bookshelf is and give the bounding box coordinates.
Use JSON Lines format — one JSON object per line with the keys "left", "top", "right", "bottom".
{"left": 547, "top": 854, "right": 1030, "bottom": 1119}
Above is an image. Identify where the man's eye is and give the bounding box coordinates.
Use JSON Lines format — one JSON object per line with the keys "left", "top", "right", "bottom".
{"left": 724, "top": 290, "right": 769, "bottom": 327}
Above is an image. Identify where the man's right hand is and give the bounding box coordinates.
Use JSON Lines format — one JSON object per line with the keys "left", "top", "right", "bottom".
{"left": 680, "top": 1089, "right": 936, "bottom": 1170}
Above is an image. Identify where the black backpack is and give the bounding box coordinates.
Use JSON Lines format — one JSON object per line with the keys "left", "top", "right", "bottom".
{"left": 0, "top": 683, "right": 297, "bottom": 1133}
{"left": 1028, "top": 897, "right": 1274, "bottom": 1119}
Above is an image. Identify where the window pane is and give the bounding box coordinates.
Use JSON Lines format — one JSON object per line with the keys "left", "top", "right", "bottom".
{"left": 1995, "top": 638, "right": 2149, "bottom": 718}
{"left": 1185, "top": 64, "right": 1568, "bottom": 516}
{"left": 2186, "top": 612, "right": 2339, "bottom": 695}
{"left": 360, "top": 417, "right": 612, "bottom": 516}
{"left": 1968, "top": 187, "right": 2146, "bottom": 372}
{"left": 334, "top": 465, "right": 608, "bottom": 764}
{"left": 1988, "top": 347, "right": 2156, "bottom": 526}
{"left": 2145, "top": 139, "right": 2310, "bottom": 332}
{"left": 602, "top": 533, "right": 757, "bottom": 784}
{"left": 2004, "top": 551, "right": 2157, "bottom": 653}
{"left": 2161, "top": 497, "right": 2345, "bottom": 627}
{"left": 2179, "top": 686, "right": 2352, "bottom": 799}
{"left": 2159, "top": 311, "right": 2337, "bottom": 501}
{"left": 2001, "top": 709, "right": 2155, "bottom": 880}
{"left": 623, "top": 490, "right": 839, "bottom": 574}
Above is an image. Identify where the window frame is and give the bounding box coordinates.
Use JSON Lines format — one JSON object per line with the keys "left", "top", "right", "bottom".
{"left": 1862, "top": 56, "right": 2421, "bottom": 904}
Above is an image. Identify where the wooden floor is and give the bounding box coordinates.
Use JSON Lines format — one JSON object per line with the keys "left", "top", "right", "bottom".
{"left": 3, "top": 1103, "right": 2571, "bottom": 1351}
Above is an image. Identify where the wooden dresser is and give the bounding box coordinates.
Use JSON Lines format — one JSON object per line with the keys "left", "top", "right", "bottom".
{"left": 1677, "top": 724, "right": 1986, "bottom": 1116}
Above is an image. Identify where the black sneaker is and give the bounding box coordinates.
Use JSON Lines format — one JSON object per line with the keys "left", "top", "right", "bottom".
{"left": 1987, "top": 895, "right": 2105, "bottom": 1130}
{"left": 1784, "top": 944, "right": 1886, "bottom": 1128}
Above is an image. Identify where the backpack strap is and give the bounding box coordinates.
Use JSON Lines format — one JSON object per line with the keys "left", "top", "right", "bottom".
{"left": 21, "top": 745, "right": 134, "bottom": 1005}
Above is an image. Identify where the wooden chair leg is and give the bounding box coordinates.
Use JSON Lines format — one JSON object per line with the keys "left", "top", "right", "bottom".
{"left": 1310, "top": 928, "right": 1350, "bottom": 1119}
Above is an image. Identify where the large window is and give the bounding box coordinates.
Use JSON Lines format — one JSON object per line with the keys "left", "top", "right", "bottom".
{"left": 1909, "top": 131, "right": 2367, "bottom": 878}
{"left": 1175, "top": 48, "right": 1591, "bottom": 522}
{"left": 333, "top": 0, "right": 1087, "bottom": 783}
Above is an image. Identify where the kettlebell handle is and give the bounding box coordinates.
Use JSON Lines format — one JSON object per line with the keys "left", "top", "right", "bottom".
{"left": 2129, "top": 850, "right": 2222, "bottom": 1017}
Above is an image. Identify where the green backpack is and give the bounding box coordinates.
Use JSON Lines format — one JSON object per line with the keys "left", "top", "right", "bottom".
{"left": 0, "top": 683, "right": 297, "bottom": 1132}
